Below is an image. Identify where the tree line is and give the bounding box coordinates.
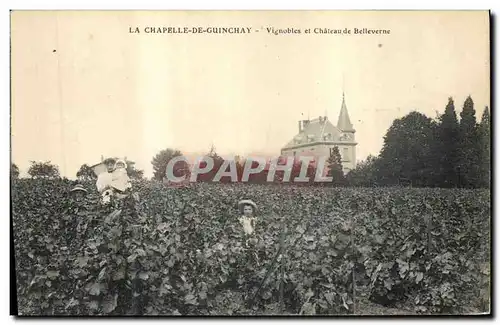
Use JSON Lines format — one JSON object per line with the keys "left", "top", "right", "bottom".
{"left": 347, "top": 96, "right": 490, "bottom": 188}
{"left": 148, "top": 144, "right": 346, "bottom": 185}
{"left": 11, "top": 96, "right": 490, "bottom": 189}
{"left": 11, "top": 159, "right": 144, "bottom": 181}
{"left": 148, "top": 96, "right": 490, "bottom": 188}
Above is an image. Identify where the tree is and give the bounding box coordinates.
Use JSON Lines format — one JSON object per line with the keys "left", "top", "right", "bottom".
{"left": 76, "top": 164, "right": 97, "bottom": 180}
{"left": 436, "top": 97, "right": 461, "bottom": 187}
{"left": 198, "top": 144, "right": 225, "bottom": 182}
{"left": 478, "top": 106, "right": 491, "bottom": 188}
{"left": 326, "top": 146, "right": 345, "bottom": 186}
{"left": 27, "top": 161, "right": 60, "bottom": 179}
{"left": 305, "top": 160, "right": 318, "bottom": 185}
{"left": 377, "top": 111, "right": 438, "bottom": 187}
{"left": 151, "top": 149, "right": 187, "bottom": 181}
{"left": 124, "top": 160, "right": 144, "bottom": 180}
{"left": 11, "top": 163, "right": 19, "bottom": 179}
{"left": 458, "top": 96, "right": 480, "bottom": 188}
{"left": 346, "top": 155, "right": 379, "bottom": 187}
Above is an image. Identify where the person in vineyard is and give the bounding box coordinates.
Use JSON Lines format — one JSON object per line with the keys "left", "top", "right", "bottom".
{"left": 70, "top": 183, "right": 88, "bottom": 201}
{"left": 96, "top": 158, "right": 116, "bottom": 204}
{"left": 62, "top": 183, "right": 95, "bottom": 250}
{"left": 110, "top": 159, "right": 132, "bottom": 199}
{"left": 233, "top": 199, "right": 264, "bottom": 301}
{"left": 238, "top": 199, "right": 258, "bottom": 245}
{"left": 96, "top": 158, "right": 136, "bottom": 204}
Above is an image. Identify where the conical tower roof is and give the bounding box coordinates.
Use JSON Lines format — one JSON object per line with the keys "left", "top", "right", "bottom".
{"left": 337, "top": 93, "right": 355, "bottom": 132}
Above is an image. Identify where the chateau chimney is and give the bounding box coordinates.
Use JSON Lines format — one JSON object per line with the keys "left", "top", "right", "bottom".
{"left": 298, "top": 120, "right": 302, "bottom": 132}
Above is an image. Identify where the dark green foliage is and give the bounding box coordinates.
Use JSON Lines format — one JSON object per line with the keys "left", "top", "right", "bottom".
{"left": 346, "top": 155, "right": 379, "bottom": 187}
{"left": 76, "top": 164, "right": 97, "bottom": 180}
{"left": 352, "top": 96, "right": 490, "bottom": 189}
{"left": 457, "top": 96, "right": 481, "bottom": 188}
{"left": 27, "top": 161, "right": 60, "bottom": 179}
{"left": 11, "top": 163, "right": 20, "bottom": 179}
{"left": 151, "top": 149, "right": 187, "bottom": 181}
{"left": 327, "top": 146, "right": 345, "bottom": 186}
{"left": 13, "top": 180, "right": 490, "bottom": 315}
{"left": 124, "top": 160, "right": 144, "bottom": 180}
{"left": 377, "top": 112, "right": 438, "bottom": 187}
{"left": 356, "top": 189, "right": 490, "bottom": 313}
{"left": 478, "top": 107, "right": 491, "bottom": 188}
{"left": 436, "top": 97, "right": 461, "bottom": 187}
{"left": 198, "top": 145, "right": 226, "bottom": 183}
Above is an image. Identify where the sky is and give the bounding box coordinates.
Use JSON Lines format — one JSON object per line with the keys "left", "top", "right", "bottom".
{"left": 11, "top": 10, "right": 490, "bottom": 178}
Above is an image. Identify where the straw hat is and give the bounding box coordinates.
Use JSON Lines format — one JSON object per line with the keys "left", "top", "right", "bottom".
{"left": 238, "top": 199, "right": 257, "bottom": 214}
{"left": 70, "top": 184, "right": 88, "bottom": 194}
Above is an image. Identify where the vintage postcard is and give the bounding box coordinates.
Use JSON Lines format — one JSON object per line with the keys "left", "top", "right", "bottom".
{"left": 10, "top": 10, "right": 491, "bottom": 316}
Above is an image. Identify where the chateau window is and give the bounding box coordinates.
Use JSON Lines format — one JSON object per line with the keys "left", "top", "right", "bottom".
{"left": 343, "top": 148, "right": 349, "bottom": 159}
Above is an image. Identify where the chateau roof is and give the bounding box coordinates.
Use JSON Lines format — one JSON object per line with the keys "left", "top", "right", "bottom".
{"left": 282, "top": 93, "right": 356, "bottom": 150}
{"left": 337, "top": 93, "right": 355, "bottom": 132}
{"left": 283, "top": 116, "right": 342, "bottom": 149}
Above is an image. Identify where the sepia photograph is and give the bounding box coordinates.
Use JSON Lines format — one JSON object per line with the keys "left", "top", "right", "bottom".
{"left": 10, "top": 10, "right": 491, "bottom": 316}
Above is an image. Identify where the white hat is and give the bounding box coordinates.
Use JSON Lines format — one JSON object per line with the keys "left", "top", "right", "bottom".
{"left": 115, "top": 159, "right": 127, "bottom": 169}
{"left": 238, "top": 199, "right": 257, "bottom": 213}
{"left": 70, "top": 184, "right": 88, "bottom": 193}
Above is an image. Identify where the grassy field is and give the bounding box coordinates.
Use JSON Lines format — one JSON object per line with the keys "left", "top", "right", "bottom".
{"left": 12, "top": 179, "right": 491, "bottom": 315}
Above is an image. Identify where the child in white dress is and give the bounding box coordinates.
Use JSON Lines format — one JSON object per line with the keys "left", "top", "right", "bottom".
{"left": 238, "top": 199, "right": 259, "bottom": 249}
{"left": 111, "top": 159, "right": 132, "bottom": 194}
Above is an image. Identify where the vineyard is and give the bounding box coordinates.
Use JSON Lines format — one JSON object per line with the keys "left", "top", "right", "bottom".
{"left": 12, "top": 179, "right": 491, "bottom": 315}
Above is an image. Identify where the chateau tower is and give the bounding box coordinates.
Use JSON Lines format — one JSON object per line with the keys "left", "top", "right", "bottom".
{"left": 335, "top": 93, "right": 356, "bottom": 171}
{"left": 281, "top": 93, "right": 357, "bottom": 174}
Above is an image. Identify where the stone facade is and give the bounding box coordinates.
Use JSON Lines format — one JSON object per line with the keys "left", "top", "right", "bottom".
{"left": 280, "top": 94, "right": 357, "bottom": 174}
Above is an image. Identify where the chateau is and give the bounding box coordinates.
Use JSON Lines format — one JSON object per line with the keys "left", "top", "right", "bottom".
{"left": 280, "top": 93, "right": 357, "bottom": 174}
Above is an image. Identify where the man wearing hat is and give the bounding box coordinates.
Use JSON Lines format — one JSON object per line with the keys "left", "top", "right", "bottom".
{"left": 65, "top": 183, "right": 91, "bottom": 244}
{"left": 70, "top": 184, "right": 88, "bottom": 202}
